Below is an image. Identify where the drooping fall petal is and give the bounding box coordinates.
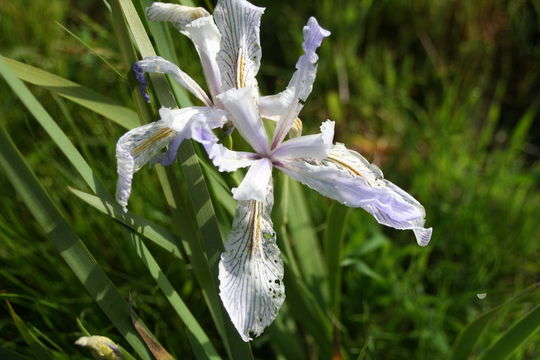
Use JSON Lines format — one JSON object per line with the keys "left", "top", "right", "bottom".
{"left": 219, "top": 183, "right": 285, "bottom": 342}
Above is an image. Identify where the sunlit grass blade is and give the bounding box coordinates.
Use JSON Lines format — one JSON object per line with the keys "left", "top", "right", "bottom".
{"left": 0, "top": 55, "right": 139, "bottom": 130}
{"left": 0, "top": 128, "right": 152, "bottom": 360}
{"left": 478, "top": 304, "right": 540, "bottom": 360}
{"left": 0, "top": 57, "right": 111, "bottom": 199}
{"left": 69, "top": 187, "right": 185, "bottom": 260}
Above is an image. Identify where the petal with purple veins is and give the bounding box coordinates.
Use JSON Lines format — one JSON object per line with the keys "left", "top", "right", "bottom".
{"left": 219, "top": 182, "right": 284, "bottom": 342}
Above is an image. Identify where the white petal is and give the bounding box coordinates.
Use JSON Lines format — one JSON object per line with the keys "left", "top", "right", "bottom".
{"left": 146, "top": 3, "right": 223, "bottom": 99}
{"left": 217, "top": 86, "right": 269, "bottom": 155}
{"left": 182, "top": 16, "right": 223, "bottom": 100}
{"left": 276, "top": 143, "right": 431, "bottom": 245}
{"left": 116, "top": 120, "right": 177, "bottom": 211}
{"left": 150, "top": 107, "right": 228, "bottom": 166}
{"left": 271, "top": 120, "right": 334, "bottom": 160}
{"left": 146, "top": 3, "right": 210, "bottom": 30}
{"left": 219, "top": 183, "right": 284, "bottom": 341}
{"left": 271, "top": 17, "right": 330, "bottom": 148}
{"left": 233, "top": 158, "right": 273, "bottom": 201}
{"left": 214, "top": 0, "right": 265, "bottom": 90}
{"left": 116, "top": 107, "right": 227, "bottom": 210}
{"left": 134, "top": 56, "right": 212, "bottom": 106}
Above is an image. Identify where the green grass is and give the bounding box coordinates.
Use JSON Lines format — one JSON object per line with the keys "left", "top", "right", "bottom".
{"left": 1, "top": 0, "right": 539, "bottom": 359}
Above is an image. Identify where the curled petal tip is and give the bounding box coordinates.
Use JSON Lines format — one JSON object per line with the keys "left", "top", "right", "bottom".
{"left": 305, "top": 17, "right": 331, "bottom": 48}
{"left": 414, "top": 227, "right": 432, "bottom": 247}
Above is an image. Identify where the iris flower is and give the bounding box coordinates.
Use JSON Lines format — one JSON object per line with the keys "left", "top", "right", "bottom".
{"left": 192, "top": 10, "right": 433, "bottom": 342}
{"left": 114, "top": 0, "right": 432, "bottom": 343}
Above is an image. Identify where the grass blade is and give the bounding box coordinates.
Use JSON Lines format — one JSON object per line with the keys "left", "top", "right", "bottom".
{"left": 450, "top": 282, "right": 540, "bottom": 360}
{"left": 449, "top": 307, "right": 500, "bottom": 360}
{"left": 69, "top": 187, "right": 185, "bottom": 260}
{"left": 478, "top": 304, "right": 540, "bottom": 360}
{"left": 0, "top": 127, "right": 152, "bottom": 360}
{"left": 0, "top": 57, "right": 111, "bottom": 199}
{"left": 324, "top": 203, "right": 350, "bottom": 315}
{"left": 5, "top": 301, "right": 53, "bottom": 359}
{"left": 0, "top": 55, "right": 139, "bottom": 130}
{"left": 287, "top": 181, "right": 328, "bottom": 304}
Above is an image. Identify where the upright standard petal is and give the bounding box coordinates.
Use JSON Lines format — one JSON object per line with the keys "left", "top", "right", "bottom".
{"left": 276, "top": 143, "right": 431, "bottom": 245}
{"left": 233, "top": 158, "right": 273, "bottom": 202}
{"left": 146, "top": 3, "right": 223, "bottom": 99}
{"left": 271, "top": 17, "right": 330, "bottom": 148}
{"left": 134, "top": 57, "right": 212, "bottom": 107}
{"left": 214, "top": 0, "right": 265, "bottom": 90}
{"left": 219, "top": 183, "right": 285, "bottom": 342}
{"left": 116, "top": 120, "right": 177, "bottom": 211}
{"left": 217, "top": 86, "right": 269, "bottom": 154}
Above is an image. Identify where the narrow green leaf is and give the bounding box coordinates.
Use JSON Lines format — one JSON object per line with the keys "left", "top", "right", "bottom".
{"left": 324, "top": 203, "right": 350, "bottom": 316}
{"left": 287, "top": 181, "right": 328, "bottom": 304}
{"left": 69, "top": 188, "right": 185, "bottom": 260}
{"left": 450, "top": 282, "right": 540, "bottom": 360}
{"left": 479, "top": 304, "right": 540, "bottom": 360}
{"left": 0, "top": 55, "right": 139, "bottom": 130}
{"left": 0, "top": 57, "right": 111, "bottom": 199}
{"left": 56, "top": 21, "right": 126, "bottom": 80}
{"left": 0, "top": 128, "right": 152, "bottom": 360}
{"left": 449, "top": 307, "right": 500, "bottom": 360}
{"left": 5, "top": 301, "right": 53, "bottom": 360}
{"left": 127, "top": 232, "right": 222, "bottom": 360}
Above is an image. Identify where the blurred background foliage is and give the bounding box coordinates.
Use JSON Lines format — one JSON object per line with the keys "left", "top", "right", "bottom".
{"left": 1, "top": 0, "right": 539, "bottom": 359}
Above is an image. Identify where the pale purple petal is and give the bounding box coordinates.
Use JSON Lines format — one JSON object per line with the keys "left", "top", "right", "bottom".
{"left": 271, "top": 120, "right": 334, "bottom": 160}
{"left": 217, "top": 86, "right": 269, "bottom": 155}
{"left": 275, "top": 143, "right": 431, "bottom": 244}
{"left": 219, "top": 183, "right": 284, "bottom": 342}
{"left": 271, "top": 17, "right": 330, "bottom": 148}
{"left": 214, "top": 0, "right": 265, "bottom": 90}
{"left": 233, "top": 158, "right": 273, "bottom": 202}
{"left": 134, "top": 56, "right": 212, "bottom": 107}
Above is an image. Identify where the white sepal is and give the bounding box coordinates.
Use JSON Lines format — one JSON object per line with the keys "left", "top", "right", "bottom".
{"left": 219, "top": 183, "right": 284, "bottom": 342}
{"left": 276, "top": 143, "right": 432, "bottom": 245}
